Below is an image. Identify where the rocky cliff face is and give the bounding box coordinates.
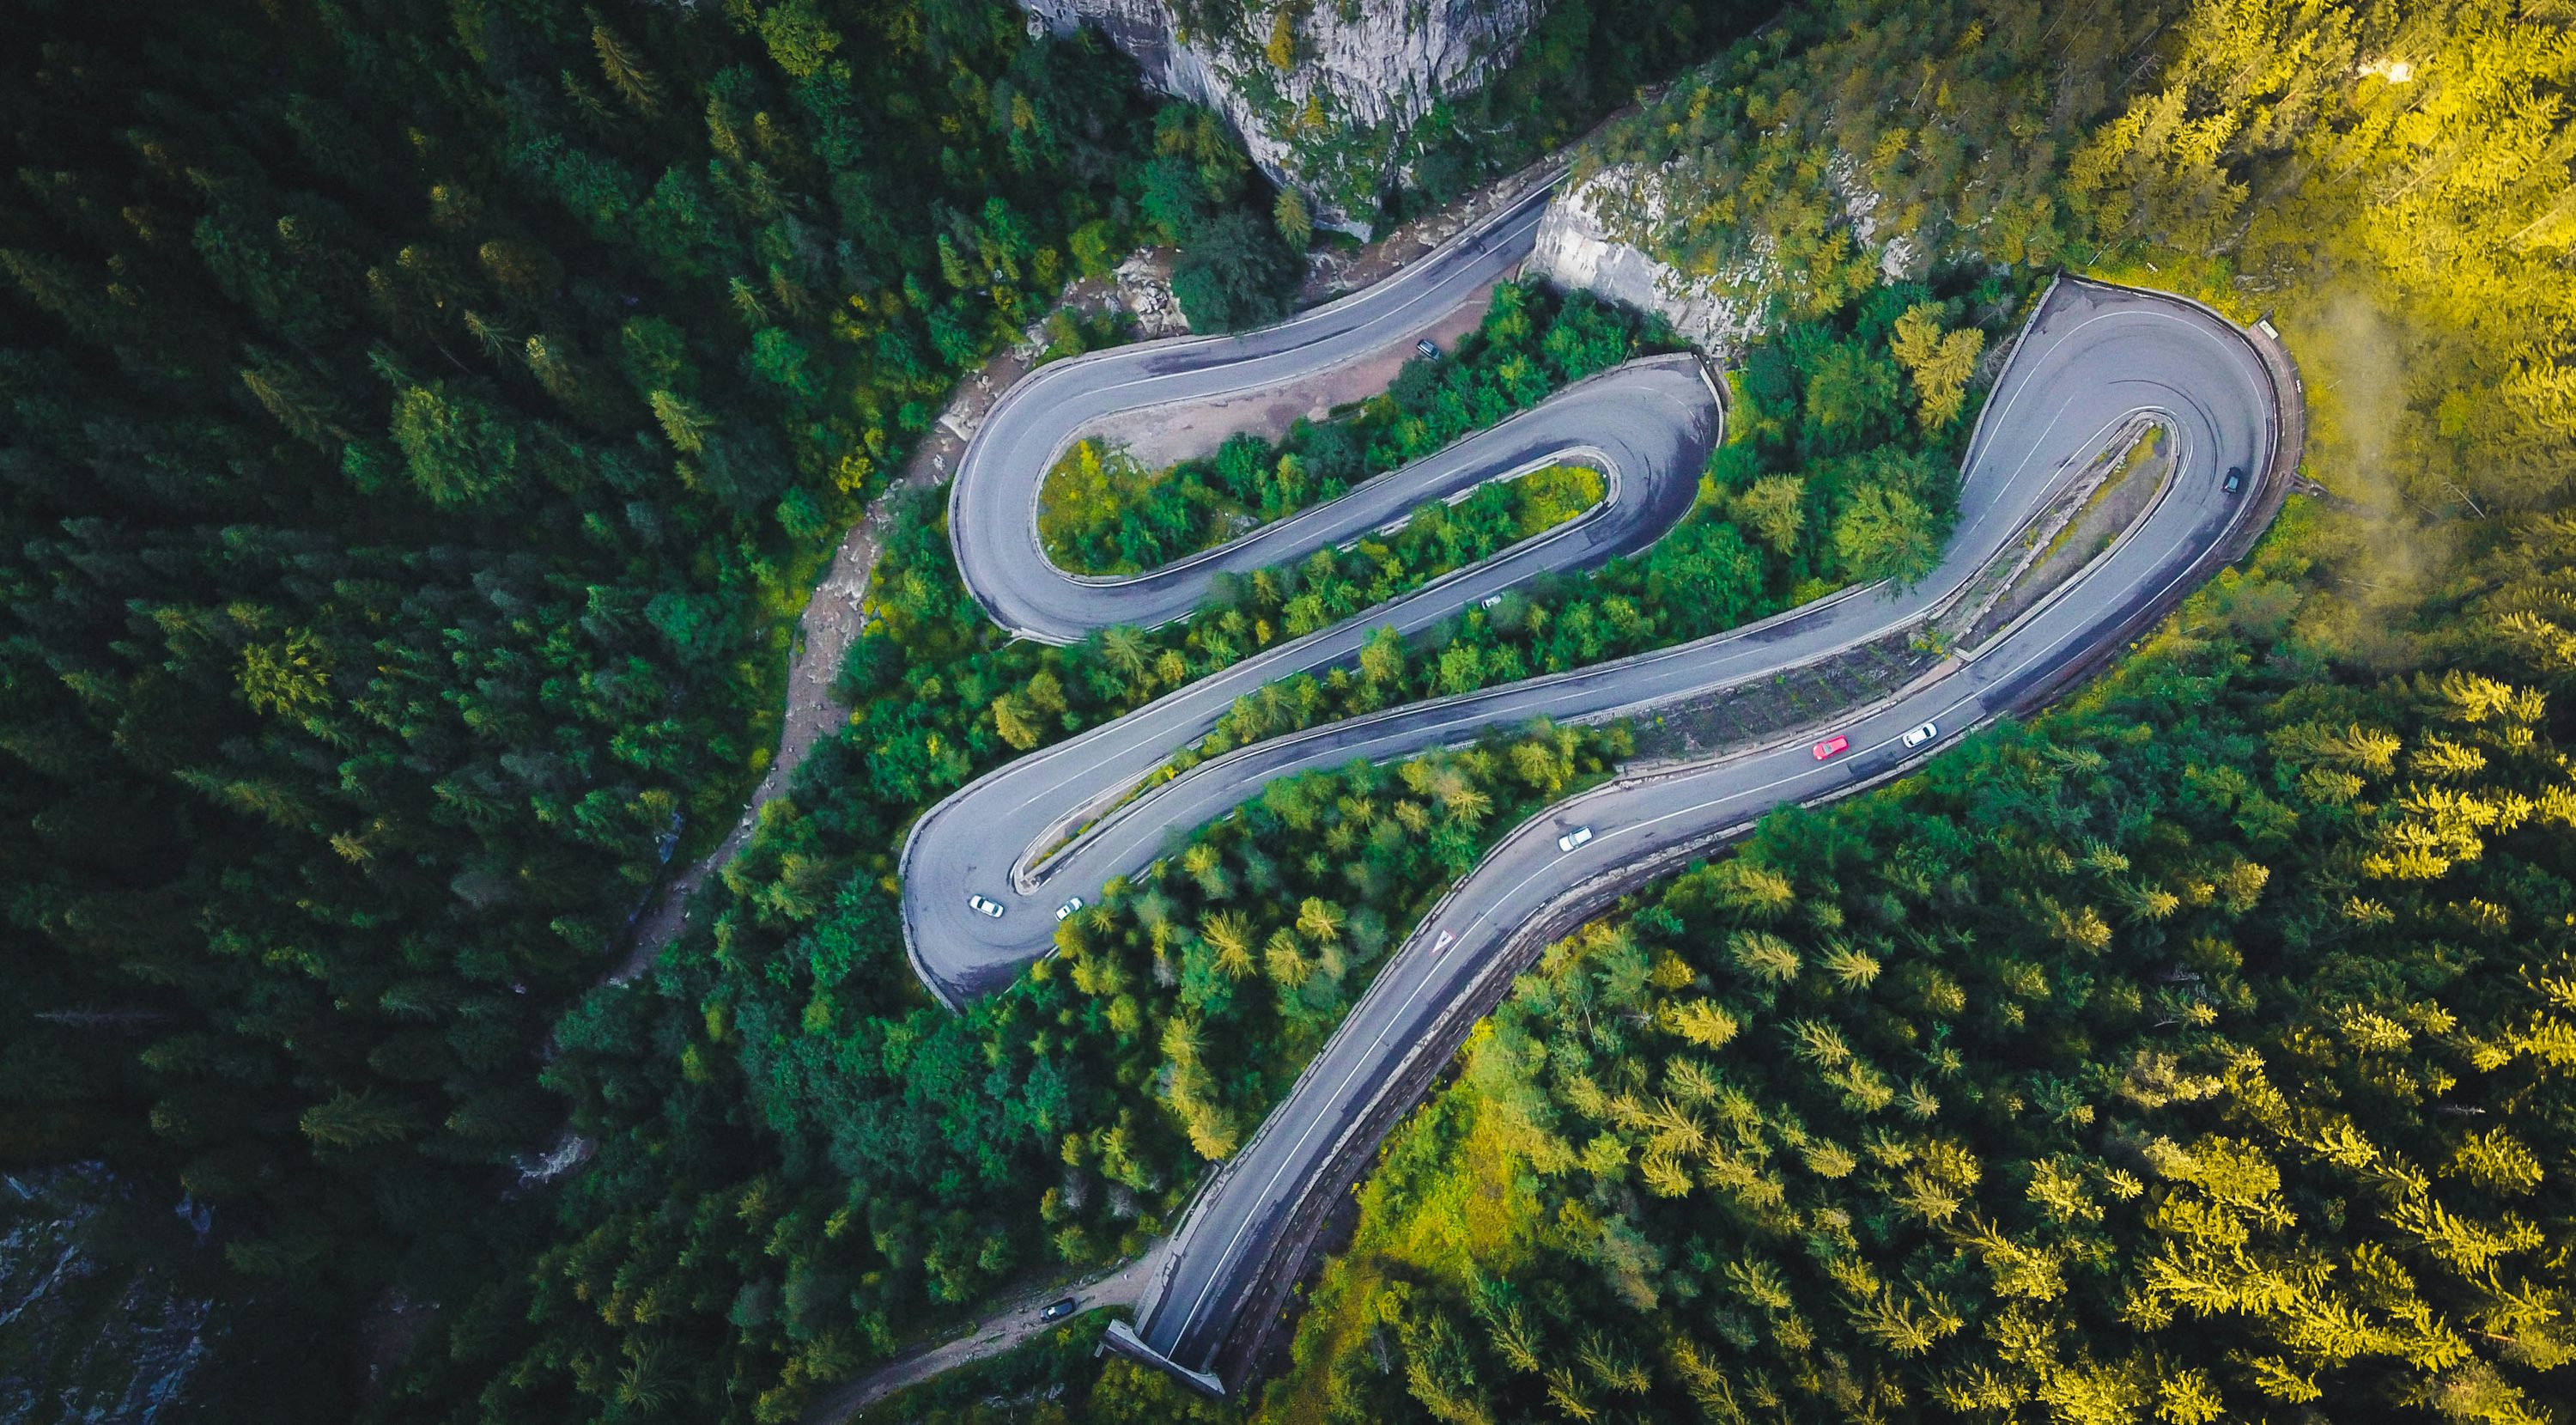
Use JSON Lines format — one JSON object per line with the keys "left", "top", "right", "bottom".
{"left": 1528, "top": 155, "right": 1918, "bottom": 354}
{"left": 1528, "top": 167, "right": 1760, "bottom": 352}
{"left": 1022, "top": 0, "right": 1541, "bottom": 234}
{"left": 2, "top": 1165, "right": 214, "bottom": 1421}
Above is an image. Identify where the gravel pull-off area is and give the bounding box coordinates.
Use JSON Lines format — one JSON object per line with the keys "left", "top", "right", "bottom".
{"left": 1094, "top": 163, "right": 1569, "bottom": 472}
{"left": 801, "top": 1245, "right": 1165, "bottom": 1425}
{"left": 1627, "top": 632, "right": 1940, "bottom": 764}
{"left": 1090, "top": 278, "right": 1500, "bottom": 473}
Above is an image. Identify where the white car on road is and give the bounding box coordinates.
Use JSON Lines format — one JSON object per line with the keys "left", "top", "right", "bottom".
{"left": 967, "top": 893, "right": 1005, "bottom": 919}
{"left": 1902, "top": 721, "right": 1941, "bottom": 749}
{"left": 1055, "top": 896, "right": 1084, "bottom": 922}
{"left": 1556, "top": 825, "right": 1594, "bottom": 853}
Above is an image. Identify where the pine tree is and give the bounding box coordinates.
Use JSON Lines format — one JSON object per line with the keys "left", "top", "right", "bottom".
{"left": 591, "top": 20, "right": 665, "bottom": 116}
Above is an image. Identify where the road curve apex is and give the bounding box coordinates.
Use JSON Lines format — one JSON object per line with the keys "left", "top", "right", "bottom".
{"left": 945, "top": 182, "right": 1561, "bottom": 644}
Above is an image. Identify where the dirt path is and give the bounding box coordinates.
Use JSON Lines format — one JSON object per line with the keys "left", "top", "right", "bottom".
{"left": 606, "top": 442, "right": 933, "bottom": 982}
{"left": 604, "top": 283, "right": 1120, "bottom": 983}
{"left": 801, "top": 1245, "right": 1166, "bottom": 1424}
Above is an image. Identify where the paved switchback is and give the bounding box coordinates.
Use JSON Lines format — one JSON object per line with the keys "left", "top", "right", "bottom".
{"left": 903, "top": 262, "right": 2285, "bottom": 1385}
{"left": 947, "top": 180, "right": 1559, "bottom": 643}
{"left": 903, "top": 351, "right": 1716, "bottom": 1002}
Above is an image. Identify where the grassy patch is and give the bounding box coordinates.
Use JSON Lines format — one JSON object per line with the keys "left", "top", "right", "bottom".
{"left": 1257, "top": 1030, "right": 1543, "bottom": 1421}
{"left": 1037, "top": 437, "right": 1164, "bottom": 567}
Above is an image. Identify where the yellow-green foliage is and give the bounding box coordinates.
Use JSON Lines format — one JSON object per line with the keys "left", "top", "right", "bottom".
{"left": 2069, "top": 0, "right": 2576, "bottom": 516}
{"left": 1261, "top": 508, "right": 2576, "bottom": 1424}
{"left": 1886, "top": 303, "right": 1984, "bottom": 431}
{"left": 1510, "top": 463, "right": 1607, "bottom": 539}
{"left": 1036, "top": 437, "right": 1161, "bottom": 566}
{"left": 1263, "top": 1049, "right": 1546, "bottom": 1422}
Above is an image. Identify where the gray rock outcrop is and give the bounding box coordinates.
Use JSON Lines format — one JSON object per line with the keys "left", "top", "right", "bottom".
{"left": 1022, "top": 0, "right": 1540, "bottom": 234}
{"left": 1528, "top": 167, "right": 1759, "bottom": 353}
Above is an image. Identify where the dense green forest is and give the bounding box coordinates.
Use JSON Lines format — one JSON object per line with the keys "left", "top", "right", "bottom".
{"left": 0, "top": 0, "right": 1264, "bottom": 1413}
{"left": 0, "top": 6, "right": 1762, "bottom": 1415}
{"left": 11, "top": 0, "right": 2576, "bottom": 1418}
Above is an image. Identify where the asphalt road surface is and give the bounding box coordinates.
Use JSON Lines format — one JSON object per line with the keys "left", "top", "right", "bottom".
{"left": 902, "top": 352, "right": 1717, "bottom": 1003}
{"left": 948, "top": 178, "right": 1562, "bottom": 644}
{"left": 904, "top": 248, "right": 2280, "bottom": 1379}
{"left": 802, "top": 1246, "right": 1164, "bottom": 1424}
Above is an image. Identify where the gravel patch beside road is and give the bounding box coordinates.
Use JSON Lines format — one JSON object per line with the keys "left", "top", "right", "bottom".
{"left": 802, "top": 1246, "right": 1165, "bottom": 1425}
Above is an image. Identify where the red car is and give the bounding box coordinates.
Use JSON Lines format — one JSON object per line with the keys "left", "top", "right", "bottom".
{"left": 1813, "top": 734, "right": 1850, "bottom": 760}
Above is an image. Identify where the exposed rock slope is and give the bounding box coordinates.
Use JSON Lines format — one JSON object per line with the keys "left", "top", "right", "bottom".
{"left": 1023, "top": 0, "right": 1541, "bottom": 233}
{"left": 1528, "top": 166, "right": 1759, "bottom": 351}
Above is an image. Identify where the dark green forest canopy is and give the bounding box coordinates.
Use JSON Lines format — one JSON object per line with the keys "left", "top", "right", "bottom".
{"left": 0, "top": 0, "right": 1182, "bottom": 1409}
{"left": 9, "top": 0, "right": 2576, "bottom": 1420}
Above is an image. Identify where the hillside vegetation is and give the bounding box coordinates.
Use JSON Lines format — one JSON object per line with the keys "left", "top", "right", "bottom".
{"left": 7, "top": 0, "right": 2574, "bottom": 1420}
{"left": 0, "top": 0, "right": 1246, "bottom": 1414}
{"left": 1267, "top": 0, "right": 2576, "bottom": 1420}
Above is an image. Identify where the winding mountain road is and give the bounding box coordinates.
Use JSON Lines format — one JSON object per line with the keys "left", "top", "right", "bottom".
{"left": 903, "top": 353, "right": 1716, "bottom": 1003}
{"left": 899, "top": 209, "right": 2287, "bottom": 1384}
{"left": 946, "top": 179, "right": 1561, "bottom": 644}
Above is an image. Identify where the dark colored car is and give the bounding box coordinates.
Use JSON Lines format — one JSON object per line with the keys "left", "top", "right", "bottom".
{"left": 1416, "top": 338, "right": 1440, "bottom": 360}
{"left": 2223, "top": 465, "right": 2245, "bottom": 495}
{"left": 1040, "top": 1297, "right": 1079, "bottom": 1323}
